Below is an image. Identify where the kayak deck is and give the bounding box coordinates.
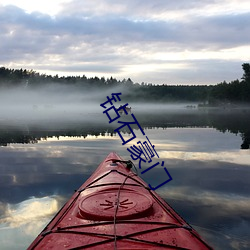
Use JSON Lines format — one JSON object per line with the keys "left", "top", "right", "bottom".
{"left": 28, "top": 152, "right": 213, "bottom": 249}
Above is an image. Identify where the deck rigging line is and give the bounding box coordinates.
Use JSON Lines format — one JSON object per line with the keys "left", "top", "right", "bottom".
{"left": 112, "top": 160, "right": 137, "bottom": 249}
{"left": 34, "top": 159, "right": 212, "bottom": 250}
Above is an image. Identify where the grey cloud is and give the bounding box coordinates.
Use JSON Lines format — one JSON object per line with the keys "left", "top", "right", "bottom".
{"left": 133, "top": 59, "right": 244, "bottom": 85}
{"left": 185, "top": 13, "right": 250, "bottom": 49}
{"left": 59, "top": 0, "right": 216, "bottom": 18}
{"left": 0, "top": 2, "right": 249, "bottom": 84}
{"left": 39, "top": 64, "right": 121, "bottom": 74}
{"left": 1, "top": 4, "right": 249, "bottom": 50}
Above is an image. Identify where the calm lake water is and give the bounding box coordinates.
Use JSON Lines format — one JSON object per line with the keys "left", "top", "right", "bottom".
{"left": 0, "top": 104, "right": 250, "bottom": 249}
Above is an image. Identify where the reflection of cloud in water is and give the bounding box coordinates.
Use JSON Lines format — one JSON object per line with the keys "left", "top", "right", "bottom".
{"left": 0, "top": 196, "right": 59, "bottom": 230}
{"left": 0, "top": 128, "right": 249, "bottom": 249}
{"left": 158, "top": 186, "right": 250, "bottom": 216}
{"left": 159, "top": 150, "right": 250, "bottom": 166}
{"left": 194, "top": 222, "right": 250, "bottom": 250}
{"left": 144, "top": 127, "right": 243, "bottom": 152}
{"left": 157, "top": 186, "right": 250, "bottom": 250}
{"left": 43, "top": 134, "right": 120, "bottom": 142}
{"left": 0, "top": 196, "right": 61, "bottom": 249}
{"left": 6, "top": 138, "right": 122, "bottom": 177}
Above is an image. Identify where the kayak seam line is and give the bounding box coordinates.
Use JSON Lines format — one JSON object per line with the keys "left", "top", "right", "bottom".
{"left": 148, "top": 189, "right": 186, "bottom": 224}
{"left": 147, "top": 191, "right": 213, "bottom": 249}
{"left": 39, "top": 191, "right": 82, "bottom": 240}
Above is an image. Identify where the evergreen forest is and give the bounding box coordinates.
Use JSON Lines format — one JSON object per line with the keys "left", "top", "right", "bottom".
{"left": 0, "top": 63, "right": 250, "bottom": 105}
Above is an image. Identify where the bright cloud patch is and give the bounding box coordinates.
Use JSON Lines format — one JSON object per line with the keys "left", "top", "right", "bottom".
{"left": 0, "top": 0, "right": 250, "bottom": 84}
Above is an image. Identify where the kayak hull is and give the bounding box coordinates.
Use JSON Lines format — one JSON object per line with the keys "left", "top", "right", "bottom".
{"left": 28, "top": 152, "right": 213, "bottom": 249}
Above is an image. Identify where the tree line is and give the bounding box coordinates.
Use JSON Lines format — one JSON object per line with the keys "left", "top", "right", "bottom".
{"left": 208, "top": 63, "right": 250, "bottom": 105}
{"left": 0, "top": 63, "right": 249, "bottom": 104}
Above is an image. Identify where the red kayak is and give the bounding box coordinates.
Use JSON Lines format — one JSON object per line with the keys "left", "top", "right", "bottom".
{"left": 28, "top": 152, "right": 213, "bottom": 249}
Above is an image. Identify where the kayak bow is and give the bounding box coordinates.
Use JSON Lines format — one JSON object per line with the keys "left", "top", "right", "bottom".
{"left": 28, "top": 152, "right": 213, "bottom": 249}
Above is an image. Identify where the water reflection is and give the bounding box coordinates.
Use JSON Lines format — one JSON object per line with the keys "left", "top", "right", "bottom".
{"left": 0, "top": 107, "right": 250, "bottom": 149}
{"left": 0, "top": 196, "right": 59, "bottom": 228}
{"left": 0, "top": 108, "right": 250, "bottom": 249}
{"left": 0, "top": 196, "right": 62, "bottom": 250}
{"left": 143, "top": 154, "right": 250, "bottom": 249}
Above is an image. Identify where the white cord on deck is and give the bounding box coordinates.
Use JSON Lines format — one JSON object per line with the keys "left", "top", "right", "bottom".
{"left": 113, "top": 167, "right": 137, "bottom": 250}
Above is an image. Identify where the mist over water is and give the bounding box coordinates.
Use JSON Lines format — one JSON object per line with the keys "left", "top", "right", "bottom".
{"left": 0, "top": 84, "right": 250, "bottom": 249}
{"left": 0, "top": 84, "right": 198, "bottom": 126}
{"left": 0, "top": 85, "right": 101, "bottom": 122}
{"left": 1, "top": 84, "right": 250, "bottom": 149}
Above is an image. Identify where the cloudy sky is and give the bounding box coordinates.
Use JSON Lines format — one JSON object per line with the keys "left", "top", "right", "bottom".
{"left": 0, "top": 0, "right": 250, "bottom": 85}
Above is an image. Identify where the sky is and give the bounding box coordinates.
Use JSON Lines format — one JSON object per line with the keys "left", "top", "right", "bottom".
{"left": 0, "top": 0, "right": 250, "bottom": 85}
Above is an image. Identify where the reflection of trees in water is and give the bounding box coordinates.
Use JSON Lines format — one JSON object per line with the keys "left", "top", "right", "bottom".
{"left": 0, "top": 109, "right": 250, "bottom": 149}
{"left": 241, "top": 134, "right": 250, "bottom": 149}
{"left": 134, "top": 110, "right": 250, "bottom": 150}
{"left": 0, "top": 123, "right": 117, "bottom": 146}
{"left": 0, "top": 131, "right": 38, "bottom": 146}
{"left": 204, "top": 110, "right": 250, "bottom": 150}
